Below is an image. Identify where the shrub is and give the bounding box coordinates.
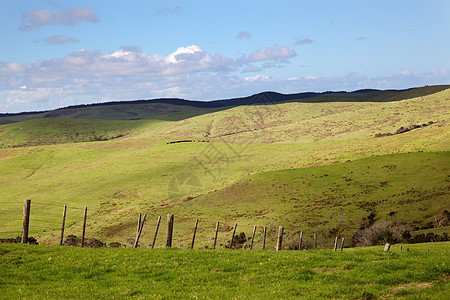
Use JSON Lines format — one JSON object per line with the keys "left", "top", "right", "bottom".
{"left": 352, "top": 221, "right": 405, "bottom": 246}
{"left": 226, "top": 232, "right": 248, "bottom": 249}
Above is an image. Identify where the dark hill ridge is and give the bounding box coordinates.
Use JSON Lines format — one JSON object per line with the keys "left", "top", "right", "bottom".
{"left": 1, "top": 84, "right": 448, "bottom": 118}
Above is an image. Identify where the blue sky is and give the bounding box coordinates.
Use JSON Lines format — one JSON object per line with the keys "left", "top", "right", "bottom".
{"left": 1, "top": 0, "right": 449, "bottom": 113}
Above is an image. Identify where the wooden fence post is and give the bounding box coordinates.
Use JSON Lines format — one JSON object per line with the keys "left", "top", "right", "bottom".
{"left": 276, "top": 226, "right": 284, "bottom": 251}
{"left": 165, "top": 214, "right": 174, "bottom": 248}
{"left": 21, "top": 199, "right": 31, "bottom": 244}
{"left": 81, "top": 207, "right": 87, "bottom": 247}
{"left": 229, "top": 223, "right": 237, "bottom": 249}
{"left": 314, "top": 233, "right": 317, "bottom": 250}
{"left": 213, "top": 221, "right": 219, "bottom": 250}
{"left": 250, "top": 225, "right": 256, "bottom": 250}
{"left": 151, "top": 216, "right": 161, "bottom": 249}
{"left": 334, "top": 236, "right": 338, "bottom": 251}
{"left": 340, "top": 237, "right": 345, "bottom": 251}
{"left": 191, "top": 219, "right": 198, "bottom": 249}
{"left": 262, "top": 227, "right": 267, "bottom": 250}
{"left": 59, "top": 205, "right": 67, "bottom": 246}
{"left": 136, "top": 214, "right": 142, "bottom": 236}
{"left": 298, "top": 231, "right": 303, "bottom": 251}
{"left": 134, "top": 214, "right": 146, "bottom": 248}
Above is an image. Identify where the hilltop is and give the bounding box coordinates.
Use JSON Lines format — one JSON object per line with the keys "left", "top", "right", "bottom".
{"left": 1, "top": 84, "right": 448, "bottom": 122}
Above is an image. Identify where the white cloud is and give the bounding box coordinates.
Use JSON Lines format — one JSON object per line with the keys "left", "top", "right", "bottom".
{"left": 237, "top": 31, "right": 252, "bottom": 40}
{"left": 248, "top": 44, "right": 296, "bottom": 62}
{"left": 241, "top": 65, "right": 261, "bottom": 73}
{"left": 398, "top": 70, "right": 413, "bottom": 76}
{"left": 39, "top": 35, "right": 80, "bottom": 45}
{"left": 0, "top": 62, "right": 25, "bottom": 75}
{"left": 244, "top": 74, "right": 270, "bottom": 81}
{"left": 155, "top": 6, "right": 182, "bottom": 17}
{"left": 295, "top": 38, "right": 314, "bottom": 45}
{"left": 19, "top": 7, "right": 98, "bottom": 31}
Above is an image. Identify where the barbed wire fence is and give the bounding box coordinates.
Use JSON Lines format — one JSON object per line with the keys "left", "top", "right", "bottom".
{"left": 0, "top": 199, "right": 341, "bottom": 250}
{"left": 0, "top": 200, "right": 86, "bottom": 244}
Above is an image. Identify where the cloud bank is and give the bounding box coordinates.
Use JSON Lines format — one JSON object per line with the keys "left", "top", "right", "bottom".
{"left": 0, "top": 45, "right": 448, "bottom": 113}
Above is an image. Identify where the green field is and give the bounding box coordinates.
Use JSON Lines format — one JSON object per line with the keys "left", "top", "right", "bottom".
{"left": 0, "top": 242, "right": 449, "bottom": 299}
{"left": 1, "top": 86, "right": 450, "bottom": 299}
{"left": 0, "top": 86, "right": 449, "bottom": 249}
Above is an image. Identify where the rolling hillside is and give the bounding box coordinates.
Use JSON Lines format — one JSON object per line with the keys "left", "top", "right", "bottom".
{"left": 0, "top": 85, "right": 448, "bottom": 248}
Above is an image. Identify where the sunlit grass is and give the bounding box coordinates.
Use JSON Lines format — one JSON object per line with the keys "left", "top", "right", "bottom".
{"left": 0, "top": 242, "right": 448, "bottom": 299}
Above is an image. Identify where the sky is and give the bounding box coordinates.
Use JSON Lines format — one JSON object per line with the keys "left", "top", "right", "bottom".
{"left": 1, "top": 0, "right": 449, "bottom": 113}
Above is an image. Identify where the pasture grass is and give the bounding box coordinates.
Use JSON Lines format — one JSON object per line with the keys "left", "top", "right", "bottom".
{"left": 0, "top": 118, "right": 146, "bottom": 148}
{"left": 0, "top": 88, "right": 448, "bottom": 245}
{"left": 0, "top": 242, "right": 448, "bottom": 299}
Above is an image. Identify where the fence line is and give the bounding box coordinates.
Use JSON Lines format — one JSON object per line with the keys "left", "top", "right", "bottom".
{"left": 1, "top": 200, "right": 349, "bottom": 251}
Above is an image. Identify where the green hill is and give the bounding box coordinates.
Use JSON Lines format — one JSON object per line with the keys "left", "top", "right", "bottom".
{"left": 0, "top": 118, "right": 145, "bottom": 148}
{"left": 0, "top": 86, "right": 448, "bottom": 247}
{"left": 164, "top": 151, "right": 449, "bottom": 248}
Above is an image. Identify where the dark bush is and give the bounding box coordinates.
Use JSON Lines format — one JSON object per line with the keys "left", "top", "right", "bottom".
{"left": 63, "top": 235, "right": 81, "bottom": 246}
{"left": 409, "top": 232, "right": 448, "bottom": 243}
{"left": 227, "top": 232, "right": 249, "bottom": 249}
{"left": 106, "top": 242, "right": 125, "bottom": 248}
{"left": 359, "top": 211, "right": 376, "bottom": 230}
{"left": 0, "top": 235, "right": 38, "bottom": 245}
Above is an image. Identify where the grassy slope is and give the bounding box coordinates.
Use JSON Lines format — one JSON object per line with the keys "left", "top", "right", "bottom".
{"left": 144, "top": 88, "right": 450, "bottom": 144}
{"left": 0, "top": 242, "right": 449, "bottom": 299}
{"left": 0, "top": 118, "right": 151, "bottom": 148}
{"left": 167, "top": 151, "right": 449, "bottom": 249}
{"left": 0, "top": 102, "right": 230, "bottom": 148}
{"left": 0, "top": 88, "right": 448, "bottom": 246}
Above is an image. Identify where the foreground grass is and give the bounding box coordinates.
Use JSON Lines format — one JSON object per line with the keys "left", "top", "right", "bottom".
{"left": 0, "top": 242, "right": 449, "bottom": 299}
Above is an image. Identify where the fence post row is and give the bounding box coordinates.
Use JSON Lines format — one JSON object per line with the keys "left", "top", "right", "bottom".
{"left": 21, "top": 199, "right": 31, "bottom": 244}
{"left": 16, "top": 203, "right": 352, "bottom": 252}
